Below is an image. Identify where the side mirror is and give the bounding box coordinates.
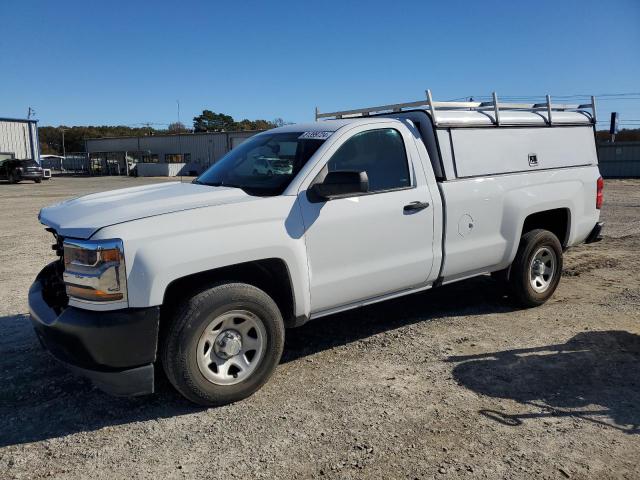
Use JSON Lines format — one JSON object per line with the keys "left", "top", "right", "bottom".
{"left": 311, "top": 170, "right": 369, "bottom": 200}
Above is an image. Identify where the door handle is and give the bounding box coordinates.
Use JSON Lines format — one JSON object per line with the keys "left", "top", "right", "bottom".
{"left": 403, "top": 201, "right": 430, "bottom": 212}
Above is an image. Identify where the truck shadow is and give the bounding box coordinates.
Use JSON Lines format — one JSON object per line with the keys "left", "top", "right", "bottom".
{"left": 447, "top": 330, "right": 640, "bottom": 434}
{"left": 282, "top": 275, "right": 513, "bottom": 362}
{"left": 0, "top": 276, "right": 514, "bottom": 447}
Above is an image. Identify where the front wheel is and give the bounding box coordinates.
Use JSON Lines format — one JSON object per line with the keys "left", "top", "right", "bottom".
{"left": 34, "top": 178, "right": 42, "bottom": 183}
{"left": 508, "top": 229, "right": 563, "bottom": 307}
{"left": 161, "top": 282, "right": 285, "bottom": 406}
{"left": 8, "top": 172, "right": 18, "bottom": 184}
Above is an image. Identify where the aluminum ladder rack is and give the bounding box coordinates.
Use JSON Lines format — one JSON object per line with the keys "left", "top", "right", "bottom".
{"left": 315, "top": 90, "right": 597, "bottom": 127}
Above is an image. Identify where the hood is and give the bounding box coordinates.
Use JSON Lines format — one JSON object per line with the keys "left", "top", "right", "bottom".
{"left": 39, "top": 182, "right": 255, "bottom": 239}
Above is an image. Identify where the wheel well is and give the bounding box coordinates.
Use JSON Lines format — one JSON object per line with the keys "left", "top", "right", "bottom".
{"left": 161, "top": 258, "right": 296, "bottom": 329}
{"left": 521, "top": 208, "right": 570, "bottom": 247}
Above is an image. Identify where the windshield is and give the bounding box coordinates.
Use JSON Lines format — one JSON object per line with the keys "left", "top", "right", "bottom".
{"left": 19, "top": 160, "right": 39, "bottom": 167}
{"left": 195, "top": 132, "right": 327, "bottom": 195}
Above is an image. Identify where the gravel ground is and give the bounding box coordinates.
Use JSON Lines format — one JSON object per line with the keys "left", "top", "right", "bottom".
{"left": 0, "top": 176, "right": 638, "bottom": 480}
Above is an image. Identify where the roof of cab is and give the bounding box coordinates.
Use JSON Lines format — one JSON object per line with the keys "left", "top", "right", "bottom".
{"left": 267, "top": 118, "right": 383, "bottom": 134}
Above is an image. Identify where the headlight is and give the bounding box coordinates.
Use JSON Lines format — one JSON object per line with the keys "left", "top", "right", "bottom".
{"left": 62, "top": 239, "right": 127, "bottom": 303}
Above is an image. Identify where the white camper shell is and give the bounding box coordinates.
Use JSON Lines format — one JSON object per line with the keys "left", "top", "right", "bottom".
{"left": 316, "top": 90, "right": 598, "bottom": 180}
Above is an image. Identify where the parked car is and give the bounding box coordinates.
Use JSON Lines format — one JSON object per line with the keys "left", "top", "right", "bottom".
{"left": 0, "top": 158, "right": 44, "bottom": 183}
{"left": 252, "top": 157, "right": 293, "bottom": 176}
{"left": 29, "top": 92, "right": 603, "bottom": 406}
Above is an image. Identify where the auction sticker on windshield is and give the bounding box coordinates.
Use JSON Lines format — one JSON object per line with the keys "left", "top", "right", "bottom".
{"left": 299, "top": 131, "right": 333, "bottom": 140}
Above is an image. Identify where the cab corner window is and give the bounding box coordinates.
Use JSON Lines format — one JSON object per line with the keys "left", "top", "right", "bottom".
{"left": 327, "top": 128, "right": 410, "bottom": 193}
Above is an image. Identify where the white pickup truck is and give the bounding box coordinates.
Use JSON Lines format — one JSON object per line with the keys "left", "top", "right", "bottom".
{"left": 29, "top": 92, "right": 604, "bottom": 406}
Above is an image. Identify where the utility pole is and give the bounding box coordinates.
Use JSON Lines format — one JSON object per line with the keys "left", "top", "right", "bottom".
{"left": 60, "top": 127, "right": 67, "bottom": 158}
{"left": 27, "top": 107, "right": 35, "bottom": 119}
{"left": 610, "top": 112, "right": 619, "bottom": 143}
{"left": 177, "top": 100, "right": 184, "bottom": 183}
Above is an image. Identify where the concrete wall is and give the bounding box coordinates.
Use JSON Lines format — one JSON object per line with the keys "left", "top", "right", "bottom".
{"left": 598, "top": 142, "right": 640, "bottom": 178}
{"left": 0, "top": 119, "right": 39, "bottom": 162}
{"left": 85, "top": 131, "right": 259, "bottom": 175}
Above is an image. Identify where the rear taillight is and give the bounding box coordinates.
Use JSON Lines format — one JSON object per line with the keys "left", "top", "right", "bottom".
{"left": 596, "top": 176, "right": 604, "bottom": 210}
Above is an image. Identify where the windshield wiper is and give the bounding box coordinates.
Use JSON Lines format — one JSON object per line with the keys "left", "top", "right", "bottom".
{"left": 199, "top": 181, "right": 244, "bottom": 189}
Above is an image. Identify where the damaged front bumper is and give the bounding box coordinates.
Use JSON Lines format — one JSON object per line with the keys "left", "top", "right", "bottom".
{"left": 28, "top": 262, "right": 160, "bottom": 396}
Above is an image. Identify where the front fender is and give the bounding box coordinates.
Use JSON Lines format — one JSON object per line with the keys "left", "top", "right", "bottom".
{"left": 92, "top": 196, "right": 311, "bottom": 318}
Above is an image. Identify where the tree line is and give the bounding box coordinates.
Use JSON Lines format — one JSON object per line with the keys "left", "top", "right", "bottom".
{"left": 39, "top": 110, "right": 288, "bottom": 154}
{"left": 595, "top": 129, "right": 640, "bottom": 143}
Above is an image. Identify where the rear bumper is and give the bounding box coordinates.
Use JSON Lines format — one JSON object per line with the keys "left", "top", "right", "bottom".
{"left": 20, "top": 171, "right": 43, "bottom": 179}
{"left": 28, "top": 265, "right": 160, "bottom": 396}
{"left": 585, "top": 222, "right": 604, "bottom": 244}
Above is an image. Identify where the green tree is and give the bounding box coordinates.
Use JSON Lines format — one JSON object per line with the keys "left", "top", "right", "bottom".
{"left": 38, "top": 125, "right": 157, "bottom": 154}
{"left": 167, "top": 122, "right": 189, "bottom": 133}
{"left": 596, "top": 128, "right": 640, "bottom": 142}
{"left": 193, "top": 110, "right": 236, "bottom": 132}
{"left": 193, "top": 110, "right": 282, "bottom": 132}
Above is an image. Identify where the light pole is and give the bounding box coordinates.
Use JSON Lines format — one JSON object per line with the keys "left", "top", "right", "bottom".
{"left": 60, "top": 128, "right": 67, "bottom": 158}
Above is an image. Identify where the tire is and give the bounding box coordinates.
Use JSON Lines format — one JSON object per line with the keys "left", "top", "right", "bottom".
{"left": 34, "top": 178, "right": 42, "bottom": 183}
{"left": 508, "top": 229, "right": 563, "bottom": 307}
{"left": 8, "top": 172, "right": 17, "bottom": 184}
{"left": 161, "top": 282, "right": 285, "bottom": 406}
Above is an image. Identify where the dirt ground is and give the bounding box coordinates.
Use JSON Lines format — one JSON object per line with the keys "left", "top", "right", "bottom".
{"left": 0, "top": 176, "right": 638, "bottom": 480}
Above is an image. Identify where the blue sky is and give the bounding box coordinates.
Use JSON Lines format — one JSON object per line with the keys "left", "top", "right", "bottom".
{"left": 1, "top": 0, "right": 639, "bottom": 130}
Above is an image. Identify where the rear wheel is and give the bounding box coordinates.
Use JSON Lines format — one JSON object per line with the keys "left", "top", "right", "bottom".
{"left": 508, "top": 229, "right": 562, "bottom": 307}
{"left": 34, "top": 178, "right": 42, "bottom": 183}
{"left": 161, "top": 282, "right": 285, "bottom": 406}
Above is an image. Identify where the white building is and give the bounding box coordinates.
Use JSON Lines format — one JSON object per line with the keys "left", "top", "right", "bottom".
{"left": 85, "top": 130, "right": 259, "bottom": 176}
{"left": 0, "top": 117, "right": 40, "bottom": 164}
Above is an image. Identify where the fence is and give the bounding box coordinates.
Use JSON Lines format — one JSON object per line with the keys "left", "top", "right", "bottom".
{"left": 40, "top": 153, "right": 91, "bottom": 174}
{"left": 40, "top": 152, "right": 132, "bottom": 176}
{"left": 597, "top": 142, "right": 640, "bottom": 178}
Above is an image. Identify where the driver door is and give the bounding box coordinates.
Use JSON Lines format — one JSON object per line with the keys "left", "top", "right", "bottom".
{"left": 298, "top": 124, "right": 436, "bottom": 315}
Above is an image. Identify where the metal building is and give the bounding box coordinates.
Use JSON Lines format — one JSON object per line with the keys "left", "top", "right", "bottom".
{"left": 0, "top": 117, "right": 40, "bottom": 164}
{"left": 85, "top": 131, "right": 259, "bottom": 176}
{"left": 597, "top": 142, "right": 640, "bottom": 178}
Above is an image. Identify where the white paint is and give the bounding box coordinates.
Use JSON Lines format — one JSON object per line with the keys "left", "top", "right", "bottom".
{"left": 296, "top": 120, "right": 436, "bottom": 314}
{"left": 451, "top": 126, "right": 597, "bottom": 178}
